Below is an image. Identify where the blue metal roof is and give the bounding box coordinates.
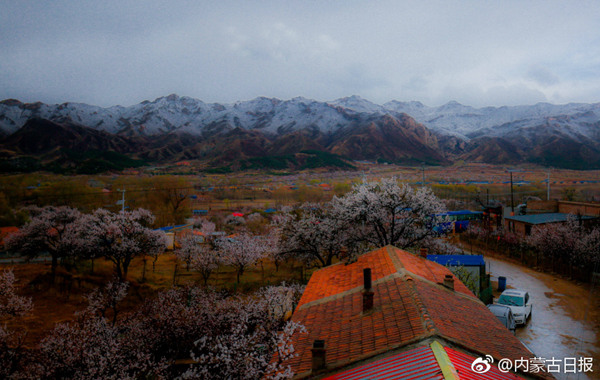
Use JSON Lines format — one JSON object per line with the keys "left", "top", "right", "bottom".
{"left": 155, "top": 224, "right": 191, "bottom": 231}
{"left": 439, "top": 210, "right": 484, "bottom": 216}
{"left": 504, "top": 212, "right": 598, "bottom": 225}
{"left": 427, "top": 254, "right": 485, "bottom": 267}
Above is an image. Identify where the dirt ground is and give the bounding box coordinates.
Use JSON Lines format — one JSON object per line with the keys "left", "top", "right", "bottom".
{"left": 1, "top": 253, "right": 307, "bottom": 349}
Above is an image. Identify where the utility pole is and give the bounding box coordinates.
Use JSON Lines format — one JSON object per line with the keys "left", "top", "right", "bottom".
{"left": 509, "top": 171, "right": 515, "bottom": 215}
{"left": 117, "top": 188, "right": 126, "bottom": 213}
{"left": 547, "top": 171, "right": 550, "bottom": 201}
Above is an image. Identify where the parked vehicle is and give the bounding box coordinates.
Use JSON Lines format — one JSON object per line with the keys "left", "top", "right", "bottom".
{"left": 497, "top": 289, "right": 532, "bottom": 325}
{"left": 487, "top": 304, "right": 516, "bottom": 332}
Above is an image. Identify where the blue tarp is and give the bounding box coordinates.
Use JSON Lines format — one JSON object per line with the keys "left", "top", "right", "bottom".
{"left": 427, "top": 254, "right": 485, "bottom": 267}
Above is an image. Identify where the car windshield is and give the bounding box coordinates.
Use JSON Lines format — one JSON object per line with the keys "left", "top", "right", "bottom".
{"left": 498, "top": 294, "right": 524, "bottom": 306}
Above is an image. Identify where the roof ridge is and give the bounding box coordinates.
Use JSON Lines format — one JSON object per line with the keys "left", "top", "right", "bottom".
{"left": 406, "top": 270, "right": 483, "bottom": 303}
{"left": 296, "top": 272, "right": 404, "bottom": 311}
{"left": 384, "top": 245, "right": 405, "bottom": 271}
{"left": 404, "top": 275, "right": 438, "bottom": 334}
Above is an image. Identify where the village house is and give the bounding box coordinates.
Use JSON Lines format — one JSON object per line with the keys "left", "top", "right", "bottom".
{"left": 279, "top": 246, "right": 552, "bottom": 379}
{"left": 526, "top": 200, "right": 600, "bottom": 216}
{"left": 504, "top": 213, "right": 598, "bottom": 237}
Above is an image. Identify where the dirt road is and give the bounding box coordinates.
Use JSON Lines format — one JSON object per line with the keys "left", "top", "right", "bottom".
{"left": 486, "top": 256, "right": 599, "bottom": 379}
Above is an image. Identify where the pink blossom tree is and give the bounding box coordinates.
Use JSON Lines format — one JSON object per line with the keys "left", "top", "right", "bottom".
{"left": 527, "top": 216, "right": 600, "bottom": 275}
{"left": 85, "top": 278, "right": 129, "bottom": 326}
{"left": 193, "top": 218, "right": 216, "bottom": 235}
{"left": 30, "top": 285, "right": 166, "bottom": 380}
{"left": 180, "top": 286, "right": 306, "bottom": 380}
{"left": 5, "top": 206, "right": 82, "bottom": 282}
{"left": 131, "top": 285, "right": 305, "bottom": 379}
{"left": 526, "top": 217, "right": 579, "bottom": 272}
{"left": 576, "top": 226, "right": 600, "bottom": 266}
{"left": 331, "top": 177, "right": 446, "bottom": 248}
{"left": 82, "top": 208, "right": 166, "bottom": 280}
{"left": 0, "top": 270, "right": 33, "bottom": 379}
{"left": 175, "top": 234, "right": 221, "bottom": 285}
{"left": 0, "top": 269, "right": 33, "bottom": 317}
{"left": 278, "top": 203, "right": 356, "bottom": 268}
{"left": 217, "top": 233, "right": 269, "bottom": 283}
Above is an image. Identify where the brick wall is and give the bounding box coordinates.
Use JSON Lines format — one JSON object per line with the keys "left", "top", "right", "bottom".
{"left": 558, "top": 201, "right": 600, "bottom": 216}
{"left": 527, "top": 200, "right": 558, "bottom": 213}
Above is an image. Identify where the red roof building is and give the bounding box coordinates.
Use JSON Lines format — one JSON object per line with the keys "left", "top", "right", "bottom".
{"left": 0, "top": 226, "right": 18, "bottom": 249}
{"left": 280, "top": 246, "right": 553, "bottom": 379}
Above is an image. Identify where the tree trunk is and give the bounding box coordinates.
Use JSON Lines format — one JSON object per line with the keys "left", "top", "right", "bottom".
{"left": 173, "top": 262, "right": 178, "bottom": 286}
{"left": 142, "top": 258, "right": 147, "bottom": 282}
{"left": 51, "top": 255, "right": 58, "bottom": 283}
{"left": 115, "top": 262, "right": 123, "bottom": 281}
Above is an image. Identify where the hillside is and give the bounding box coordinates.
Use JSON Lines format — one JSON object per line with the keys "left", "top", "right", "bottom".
{"left": 1, "top": 95, "right": 600, "bottom": 170}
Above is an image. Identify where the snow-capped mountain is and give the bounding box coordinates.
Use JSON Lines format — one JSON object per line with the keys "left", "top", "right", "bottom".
{"left": 382, "top": 100, "right": 600, "bottom": 142}
{"left": 0, "top": 95, "right": 362, "bottom": 136}
{"left": 1, "top": 94, "right": 600, "bottom": 169}
{"left": 2, "top": 95, "right": 599, "bottom": 142}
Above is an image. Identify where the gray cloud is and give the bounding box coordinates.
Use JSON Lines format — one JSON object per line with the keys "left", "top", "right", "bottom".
{"left": 1, "top": 1, "right": 599, "bottom": 107}
{"left": 527, "top": 66, "right": 560, "bottom": 86}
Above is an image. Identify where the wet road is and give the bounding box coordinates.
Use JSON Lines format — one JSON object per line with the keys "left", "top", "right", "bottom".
{"left": 486, "top": 256, "right": 599, "bottom": 380}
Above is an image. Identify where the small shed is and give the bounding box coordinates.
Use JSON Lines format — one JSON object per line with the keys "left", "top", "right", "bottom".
{"left": 427, "top": 254, "right": 490, "bottom": 302}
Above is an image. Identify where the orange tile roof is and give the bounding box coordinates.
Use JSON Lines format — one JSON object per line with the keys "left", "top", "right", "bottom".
{"left": 415, "top": 280, "right": 550, "bottom": 376}
{"left": 394, "top": 248, "right": 474, "bottom": 297}
{"left": 0, "top": 226, "right": 18, "bottom": 246}
{"left": 297, "top": 247, "right": 397, "bottom": 308}
{"left": 288, "top": 276, "right": 427, "bottom": 373}
{"left": 282, "top": 245, "right": 549, "bottom": 379}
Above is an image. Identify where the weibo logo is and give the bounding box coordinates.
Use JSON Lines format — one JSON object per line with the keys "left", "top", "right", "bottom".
{"left": 471, "top": 355, "right": 494, "bottom": 374}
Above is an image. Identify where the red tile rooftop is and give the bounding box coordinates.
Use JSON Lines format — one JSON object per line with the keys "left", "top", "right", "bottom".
{"left": 282, "top": 245, "right": 552, "bottom": 379}
{"left": 297, "top": 247, "right": 397, "bottom": 308}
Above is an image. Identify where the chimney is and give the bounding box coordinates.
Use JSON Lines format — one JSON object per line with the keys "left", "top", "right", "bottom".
{"left": 443, "top": 274, "right": 455, "bottom": 291}
{"left": 311, "top": 340, "right": 326, "bottom": 371}
{"left": 363, "top": 268, "right": 374, "bottom": 312}
{"left": 420, "top": 247, "right": 428, "bottom": 258}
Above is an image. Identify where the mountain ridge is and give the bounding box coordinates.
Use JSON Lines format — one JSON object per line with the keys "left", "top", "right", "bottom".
{"left": 1, "top": 95, "right": 600, "bottom": 170}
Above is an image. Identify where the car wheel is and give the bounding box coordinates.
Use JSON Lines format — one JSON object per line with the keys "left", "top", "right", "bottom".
{"left": 527, "top": 309, "right": 532, "bottom": 321}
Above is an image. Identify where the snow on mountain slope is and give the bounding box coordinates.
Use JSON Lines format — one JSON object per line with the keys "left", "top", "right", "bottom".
{"left": 328, "top": 95, "right": 385, "bottom": 114}
{"left": 0, "top": 95, "right": 357, "bottom": 136}
{"left": 1, "top": 96, "right": 599, "bottom": 146}
{"left": 383, "top": 100, "right": 600, "bottom": 140}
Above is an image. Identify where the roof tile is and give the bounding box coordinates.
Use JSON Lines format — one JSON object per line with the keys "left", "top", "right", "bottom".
{"left": 283, "top": 246, "right": 548, "bottom": 379}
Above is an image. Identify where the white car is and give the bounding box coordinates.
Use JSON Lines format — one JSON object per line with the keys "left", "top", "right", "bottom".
{"left": 496, "top": 289, "right": 532, "bottom": 325}
{"left": 488, "top": 304, "right": 516, "bottom": 333}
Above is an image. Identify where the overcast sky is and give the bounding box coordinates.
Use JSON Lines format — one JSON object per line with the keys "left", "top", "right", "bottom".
{"left": 1, "top": 1, "right": 599, "bottom": 108}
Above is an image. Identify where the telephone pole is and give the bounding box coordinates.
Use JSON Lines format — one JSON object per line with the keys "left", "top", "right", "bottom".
{"left": 117, "top": 188, "right": 126, "bottom": 213}
{"left": 547, "top": 171, "right": 550, "bottom": 201}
